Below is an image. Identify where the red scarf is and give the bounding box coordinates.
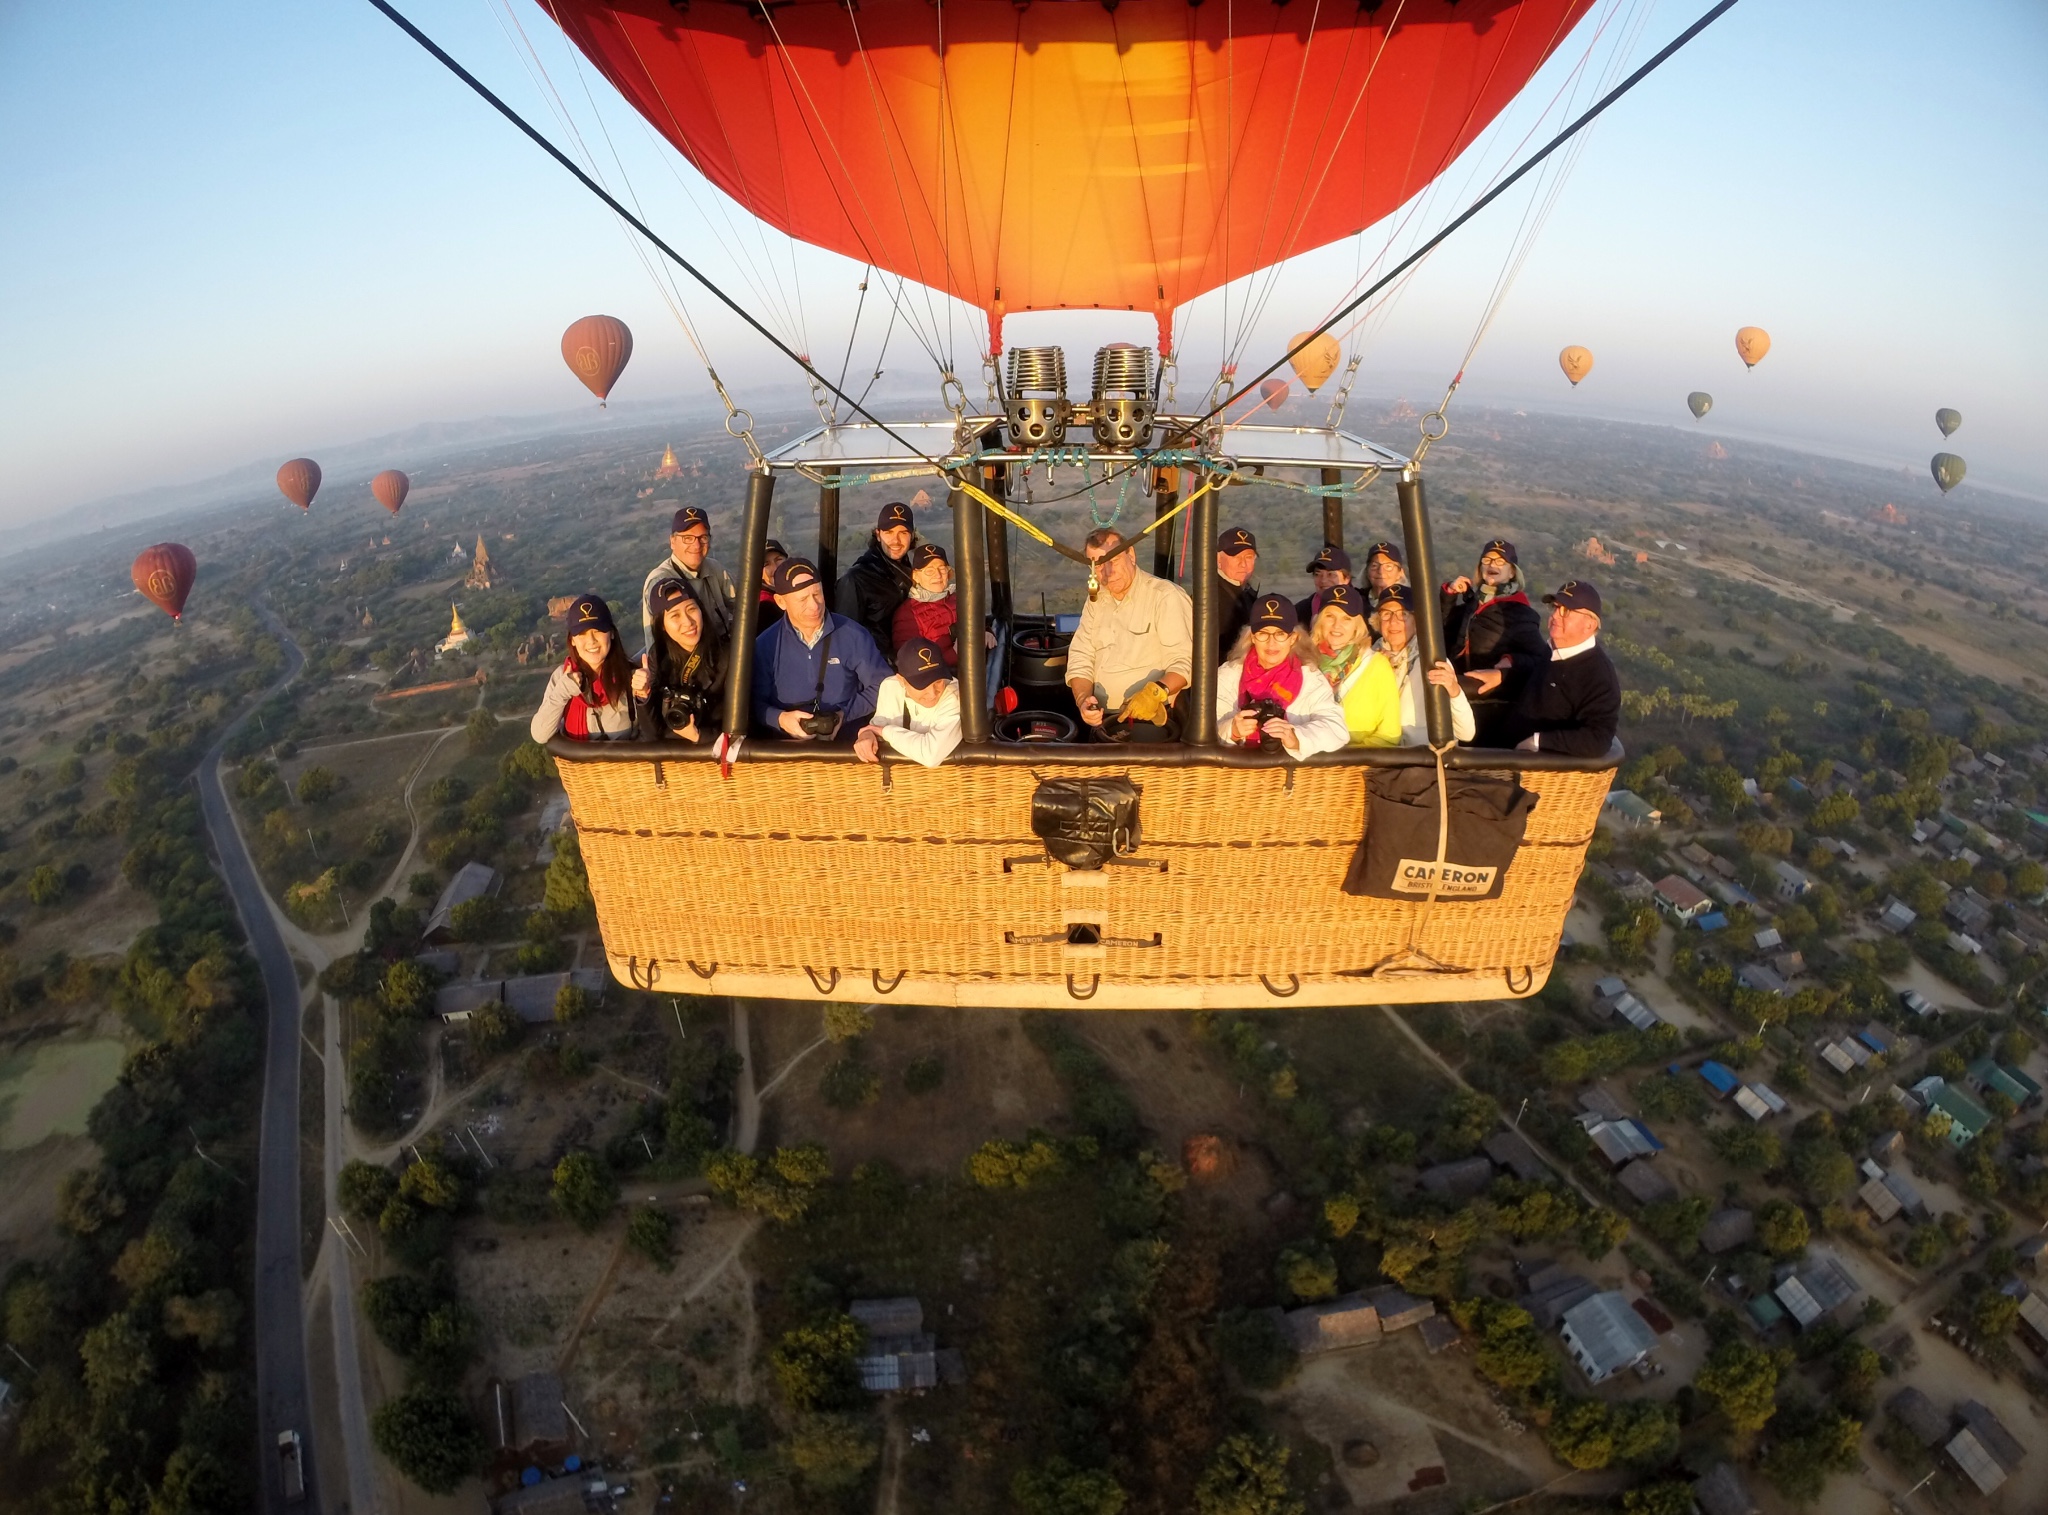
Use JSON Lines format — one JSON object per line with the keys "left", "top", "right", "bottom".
{"left": 1237, "top": 651, "right": 1303, "bottom": 745}
{"left": 559, "top": 654, "right": 615, "bottom": 741}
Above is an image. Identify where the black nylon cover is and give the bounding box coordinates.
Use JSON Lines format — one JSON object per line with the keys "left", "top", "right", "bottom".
{"left": 1031, "top": 777, "right": 1141, "bottom": 870}
{"left": 1344, "top": 765, "right": 1536, "bottom": 901}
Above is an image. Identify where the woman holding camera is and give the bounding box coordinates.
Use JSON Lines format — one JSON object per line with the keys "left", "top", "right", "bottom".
{"left": 531, "top": 595, "right": 636, "bottom": 743}
{"left": 1214, "top": 595, "right": 1349, "bottom": 760}
{"left": 632, "top": 578, "right": 727, "bottom": 743}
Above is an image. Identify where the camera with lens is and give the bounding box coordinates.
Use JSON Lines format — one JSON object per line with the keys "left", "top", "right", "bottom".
{"left": 1244, "top": 698, "right": 1289, "bottom": 732}
{"left": 798, "top": 709, "right": 844, "bottom": 740}
{"left": 661, "top": 685, "right": 710, "bottom": 732}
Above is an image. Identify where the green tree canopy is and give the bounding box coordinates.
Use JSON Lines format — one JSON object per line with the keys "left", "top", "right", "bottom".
{"left": 786, "top": 1413, "right": 881, "bottom": 1493}
{"left": 1695, "top": 1339, "right": 1785, "bottom": 1434}
{"left": 371, "top": 1387, "right": 483, "bottom": 1495}
{"left": 1195, "top": 1434, "right": 1303, "bottom": 1515}
{"left": 551, "top": 1151, "right": 618, "bottom": 1232}
{"left": 769, "top": 1315, "right": 864, "bottom": 1412}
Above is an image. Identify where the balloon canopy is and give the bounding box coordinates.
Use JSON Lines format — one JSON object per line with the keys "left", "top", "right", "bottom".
{"left": 1257, "top": 378, "right": 1290, "bottom": 410}
{"left": 277, "top": 458, "right": 321, "bottom": 511}
{"left": 1558, "top": 345, "right": 1594, "bottom": 386}
{"left": 562, "top": 315, "right": 634, "bottom": 403}
{"left": 1734, "top": 326, "right": 1770, "bottom": 369}
{"left": 1935, "top": 408, "right": 1961, "bottom": 439}
{"left": 1686, "top": 392, "right": 1712, "bottom": 420}
{"left": 1287, "top": 332, "right": 1342, "bottom": 393}
{"left": 132, "top": 543, "right": 197, "bottom": 620}
{"left": 372, "top": 469, "right": 411, "bottom": 515}
{"left": 1931, "top": 453, "right": 1966, "bottom": 495}
{"left": 545, "top": 0, "right": 1599, "bottom": 350}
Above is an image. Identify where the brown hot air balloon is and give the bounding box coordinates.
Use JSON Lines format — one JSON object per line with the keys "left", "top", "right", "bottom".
{"left": 276, "top": 458, "right": 321, "bottom": 511}
{"left": 132, "top": 543, "right": 198, "bottom": 620}
{"left": 561, "top": 315, "right": 634, "bottom": 405}
{"left": 371, "top": 469, "right": 410, "bottom": 515}
{"left": 1734, "top": 326, "right": 1771, "bottom": 369}
{"left": 1258, "top": 377, "right": 1290, "bottom": 411}
{"left": 1286, "top": 331, "right": 1342, "bottom": 393}
{"left": 1558, "top": 345, "right": 1594, "bottom": 386}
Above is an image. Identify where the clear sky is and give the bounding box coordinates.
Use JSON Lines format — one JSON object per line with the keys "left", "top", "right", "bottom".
{"left": 2, "top": 0, "right": 2044, "bottom": 526}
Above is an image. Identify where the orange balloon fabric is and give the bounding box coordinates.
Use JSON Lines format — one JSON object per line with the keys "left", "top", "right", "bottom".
{"left": 277, "top": 458, "right": 321, "bottom": 511}
{"left": 1287, "top": 332, "right": 1343, "bottom": 393}
{"left": 1558, "top": 345, "right": 1594, "bottom": 385}
{"left": 132, "top": 543, "right": 197, "bottom": 620}
{"left": 1735, "top": 326, "right": 1771, "bottom": 368}
{"left": 372, "top": 470, "right": 411, "bottom": 514}
{"left": 562, "top": 315, "right": 634, "bottom": 403}
{"left": 546, "top": 0, "right": 1596, "bottom": 346}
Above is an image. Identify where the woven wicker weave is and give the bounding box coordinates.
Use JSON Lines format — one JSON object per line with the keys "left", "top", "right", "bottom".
{"left": 555, "top": 749, "right": 1612, "bottom": 1008}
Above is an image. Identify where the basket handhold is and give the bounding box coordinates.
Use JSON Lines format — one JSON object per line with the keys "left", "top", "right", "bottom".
{"left": 687, "top": 960, "right": 719, "bottom": 981}
{"left": 1259, "top": 973, "right": 1301, "bottom": 998}
{"left": 1066, "top": 973, "right": 1100, "bottom": 1001}
{"left": 1504, "top": 965, "right": 1535, "bottom": 994}
{"left": 625, "top": 957, "right": 663, "bottom": 990}
{"left": 872, "top": 968, "right": 907, "bottom": 995}
{"left": 803, "top": 965, "right": 840, "bottom": 995}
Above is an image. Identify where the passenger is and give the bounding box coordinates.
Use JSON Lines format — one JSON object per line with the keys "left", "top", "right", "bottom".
{"left": 641, "top": 505, "right": 738, "bottom": 651}
{"left": 1215, "top": 595, "right": 1349, "bottom": 760}
{"left": 756, "top": 538, "right": 788, "bottom": 632}
{"left": 853, "top": 637, "right": 962, "bottom": 769}
{"left": 1294, "top": 544, "right": 1354, "bottom": 626}
{"left": 531, "top": 595, "right": 636, "bottom": 743}
{"left": 1306, "top": 584, "right": 1401, "bottom": 747}
{"left": 752, "top": 556, "right": 891, "bottom": 741}
{"left": 835, "top": 500, "right": 917, "bottom": 656}
{"left": 1363, "top": 540, "right": 1409, "bottom": 596}
{"left": 631, "top": 578, "right": 726, "bottom": 743}
{"left": 1497, "top": 580, "right": 1621, "bottom": 756}
{"left": 891, "top": 543, "right": 961, "bottom": 666}
{"left": 1213, "top": 525, "right": 1260, "bottom": 662}
{"left": 1439, "top": 536, "right": 1547, "bottom": 743}
{"left": 1067, "top": 527, "right": 1194, "bottom": 743}
{"left": 1372, "top": 586, "right": 1476, "bottom": 747}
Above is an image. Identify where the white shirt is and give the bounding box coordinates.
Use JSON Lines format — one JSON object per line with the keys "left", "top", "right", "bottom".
{"left": 1213, "top": 658, "right": 1351, "bottom": 761}
{"left": 1385, "top": 646, "right": 1476, "bottom": 747}
{"left": 866, "top": 676, "right": 962, "bottom": 768}
{"left": 1065, "top": 569, "right": 1194, "bottom": 711}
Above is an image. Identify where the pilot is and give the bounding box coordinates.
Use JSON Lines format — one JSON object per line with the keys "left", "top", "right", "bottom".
{"left": 1067, "top": 527, "right": 1193, "bottom": 742}
{"left": 854, "top": 637, "right": 963, "bottom": 769}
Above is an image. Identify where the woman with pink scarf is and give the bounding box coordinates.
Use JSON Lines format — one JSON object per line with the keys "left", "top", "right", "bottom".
{"left": 1214, "top": 594, "right": 1350, "bottom": 760}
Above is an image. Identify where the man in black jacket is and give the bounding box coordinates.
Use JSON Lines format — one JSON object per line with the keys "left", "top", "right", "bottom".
{"left": 1214, "top": 525, "right": 1259, "bottom": 660}
{"left": 1496, "top": 579, "right": 1621, "bottom": 757}
{"left": 1441, "top": 537, "right": 1549, "bottom": 745}
{"left": 835, "top": 501, "right": 917, "bottom": 657}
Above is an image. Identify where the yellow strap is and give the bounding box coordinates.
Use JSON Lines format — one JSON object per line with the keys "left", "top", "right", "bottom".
{"left": 951, "top": 472, "right": 1221, "bottom": 567}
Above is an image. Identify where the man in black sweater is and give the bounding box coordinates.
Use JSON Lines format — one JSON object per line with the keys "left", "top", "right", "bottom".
{"left": 1497, "top": 579, "right": 1621, "bottom": 757}
{"left": 1213, "top": 525, "right": 1260, "bottom": 661}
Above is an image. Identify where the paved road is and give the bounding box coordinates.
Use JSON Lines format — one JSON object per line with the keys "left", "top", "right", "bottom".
{"left": 195, "top": 622, "right": 318, "bottom": 1514}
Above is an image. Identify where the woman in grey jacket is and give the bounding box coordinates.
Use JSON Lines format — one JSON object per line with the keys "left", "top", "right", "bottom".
{"left": 530, "top": 594, "right": 636, "bottom": 743}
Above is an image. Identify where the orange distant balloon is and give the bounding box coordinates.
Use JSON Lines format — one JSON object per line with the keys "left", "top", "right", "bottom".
{"left": 910, "top": 488, "right": 932, "bottom": 509}
{"left": 1735, "top": 326, "right": 1771, "bottom": 369}
{"left": 1558, "top": 345, "right": 1594, "bottom": 386}
{"left": 1286, "top": 332, "right": 1342, "bottom": 393}
{"left": 371, "top": 469, "right": 410, "bottom": 514}
{"left": 132, "top": 543, "right": 197, "bottom": 620}
{"left": 561, "top": 315, "right": 634, "bottom": 404}
{"left": 277, "top": 458, "right": 321, "bottom": 511}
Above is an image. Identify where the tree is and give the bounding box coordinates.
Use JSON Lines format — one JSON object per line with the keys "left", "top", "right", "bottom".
{"left": 465, "top": 709, "right": 497, "bottom": 751}
{"left": 903, "top": 1054, "right": 944, "bottom": 1094}
{"left": 1623, "top": 1482, "right": 1696, "bottom": 1515}
{"left": 821, "top": 1056, "right": 882, "bottom": 1109}
{"left": 1695, "top": 1338, "right": 1784, "bottom": 1434}
{"left": 769, "top": 1315, "right": 864, "bottom": 1411}
{"left": 1194, "top": 1433, "right": 1302, "bottom": 1515}
{"left": 400, "top": 1153, "right": 463, "bottom": 1211}
{"left": 553, "top": 984, "right": 593, "bottom": 1023}
{"left": 822, "top": 1002, "right": 871, "bottom": 1042}
{"left": 786, "top": 1413, "right": 881, "bottom": 1493}
{"left": 1577, "top": 1207, "right": 1629, "bottom": 1259}
{"left": 1640, "top": 1196, "right": 1711, "bottom": 1255}
{"left": 1811, "top": 792, "right": 1860, "bottom": 834}
{"left": 1213, "top": 1309, "right": 1299, "bottom": 1390}
{"left": 446, "top": 896, "right": 502, "bottom": 942}
{"left": 626, "top": 1206, "right": 675, "bottom": 1271}
{"left": 295, "top": 766, "right": 341, "bottom": 803}
{"left": 1609, "top": 1400, "right": 1679, "bottom": 1466}
{"left": 26, "top": 864, "right": 66, "bottom": 907}
{"left": 1014, "top": 1459, "right": 1128, "bottom": 1515}
{"left": 551, "top": 1151, "right": 617, "bottom": 1231}
{"left": 1604, "top": 902, "right": 1661, "bottom": 968}
{"left": 543, "top": 828, "right": 594, "bottom": 919}
{"left": 1759, "top": 1402, "right": 1861, "bottom": 1503}
{"left": 1969, "top": 1290, "right": 2018, "bottom": 1340}
{"left": 469, "top": 1000, "right": 519, "bottom": 1059}
{"left": 1545, "top": 1399, "right": 1615, "bottom": 1470}
{"left": 1274, "top": 1243, "right": 1338, "bottom": 1304}
{"left": 371, "top": 1388, "right": 483, "bottom": 1494}
{"left": 1451, "top": 1298, "right": 1554, "bottom": 1393}
{"left": 1757, "top": 1200, "right": 1810, "bottom": 1258}
{"left": 381, "top": 959, "right": 438, "bottom": 1019}
{"left": 1713, "top": 1124, "right": 1783, "bottom": 1172}
{"left": 1790, "top": 1139, "right": 1855, "bottom": 1204}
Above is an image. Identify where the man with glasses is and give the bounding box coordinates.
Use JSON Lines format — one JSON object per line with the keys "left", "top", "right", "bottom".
{"left": 1068, "top": 527, "right": 1193, "bottom": 742}
{"left": 1496, "top": 580, "right": 1621, "bottom": 757}
{"left": 643, "top": 504, "right": 738, "bottom": 650}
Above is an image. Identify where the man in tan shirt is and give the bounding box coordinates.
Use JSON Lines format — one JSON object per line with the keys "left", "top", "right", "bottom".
{"left": 1065, "top": 527, "right": 1194, "bottom": 742}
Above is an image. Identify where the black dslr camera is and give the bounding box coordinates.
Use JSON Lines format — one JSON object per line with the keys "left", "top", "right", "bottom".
{"left": 1244, "top": 698, "right": 1289, "bottom": 732}
{"left": 798, "top": 708, "right": 844, "bottom": 740}
{"left": 661, "top": 685, "right": 710, "bottom": 732}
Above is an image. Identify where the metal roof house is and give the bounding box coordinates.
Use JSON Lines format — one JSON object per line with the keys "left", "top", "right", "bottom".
{"left": 1885, "top": 1387, "right": 1947, "bottom": 1448}
{"left": 507, "top": 1371, "right": 568, "bottom": 1452}
{"left": 1877, "top": 897, "right": 1918, "bottom": 934}
{"left": 1732, "top": 1086, "right": 1772, "bottom": 1121}
{"left": 1736, "top": 963, "right": 1791, "bottom": 997}
{"left": 1483, "top": 1129, "right": 1550, "bottom": 1183}
{"left": 1691, "top": 1463, "right": 1760, "bottom": 1515}
{"left": 1858, "top": 1176, "right": 1902, "bottom": 1223}
{"left": 851, "top": 1298, "right": 949, "bottom": 1394}
{"left": 1653, "top": 874, "right": 1712, "bottom": 923}
{"left": 1559, "top": 1292, "right": 1658, "bottom": 1384}
{"left": 1420, "top": 1155, "right": 1496, "bottom": 1201}
{"left": 1770, "top": 861, "right": 1813, "bottom": 900}
{"left": 1774, "top": 1256, "right": 1860, "bottom": 1331}
{"left": 422, "top": 861, "right": 500, "bottom": 942}
{"left": 1700, "top": 1208, "right": 1754, "bottom": 1255}
{"left": 1361, "top": 1284, "right": 1435, "bottom": 1334}
{"left": 1278, "top": 1294, "right": 1383, "bottom": 1356}
{"left": 1604, "top": 790, "right": 1662, "bottom": 827}
{"left": 1616, "top": 1160, "right": 1677, "bottom": 1206}
{"left": 1969, "top": 1059, "right": 2042, "bottom": 1109}
{"left": 1926, "top": 1082, "right": 1993, "bottom": 1146}
{"left": 1697, "top": 1061, "right": 1740, "bottom": 1098}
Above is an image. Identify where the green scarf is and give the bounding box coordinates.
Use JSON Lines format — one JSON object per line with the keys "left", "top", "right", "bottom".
{"left": 1314, "top": 641, "right": 1360, "bottom": 687}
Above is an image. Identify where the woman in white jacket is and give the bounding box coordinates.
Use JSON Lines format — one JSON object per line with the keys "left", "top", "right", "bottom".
{"left": 530, "top": 594, "right": 637, "bottom": 743}
{"left": 1373, "top": 586, "right": 1475, "bottom": 747}
{"left": 1214, "top": 595, "right": 1350, "bottom": 760}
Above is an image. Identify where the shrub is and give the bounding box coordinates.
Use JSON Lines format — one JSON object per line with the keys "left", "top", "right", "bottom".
{"left": 465, "top": 709, "right": 497, "bottom": 751}
{"left": 554, "top": 984, "right": 594, "bottom": 1024}
{"left": 551, "top": 1151, "right": 617, "bottom": 1231}
{"left": 296, "top": 766, "right": 341, "bottom": 803}
{"left": 626, "top": 1206, "right": 676, "bottom": 1271}
{"left": 903, "top": 1054, "right": 944, "bottom": 1094}
{"left": 822, "top": 1002, "right": 871, "bottom": 1042}
{"left": 821, "top": 1057, "right": 881, "bottom": 1110}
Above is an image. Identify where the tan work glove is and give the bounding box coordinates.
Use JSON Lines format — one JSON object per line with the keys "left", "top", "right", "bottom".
{"left": 1119, "top": 681, "right": 1171, "bottom": 726}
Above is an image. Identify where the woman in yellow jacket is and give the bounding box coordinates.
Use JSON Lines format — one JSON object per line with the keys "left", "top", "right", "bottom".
{"left": 1304, "top": 584, "right": 1402, "bottom": 746}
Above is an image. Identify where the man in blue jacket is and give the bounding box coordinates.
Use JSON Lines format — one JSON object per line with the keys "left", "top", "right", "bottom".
{"left": 752, "top": 556, "right": 891, "bottom": 740}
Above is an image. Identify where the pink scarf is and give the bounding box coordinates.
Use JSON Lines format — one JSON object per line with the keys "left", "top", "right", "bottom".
{"left": 1237, "top": 652, "right": 1303, "bottom": 745}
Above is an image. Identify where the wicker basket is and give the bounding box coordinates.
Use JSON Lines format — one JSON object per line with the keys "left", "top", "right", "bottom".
{"left": 553, "top": 744, "right": 1614, "bottom": 1009}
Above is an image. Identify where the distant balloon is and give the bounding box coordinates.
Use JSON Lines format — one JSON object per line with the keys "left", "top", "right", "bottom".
{"left": 1734, "top": 326, "right": 1771, "bottom": 369}
{"left": 1687, "top": 392, "right": 1713, "bottom": 420}
{"left": 1258, "top": 377, "right": 1290, "bottom": 410}
{"left": 1558, "top": 346, "right": 1594, "bottom": 386}
{"left": 910, "top": 488, "right": 932, "bottom": 509}
{"left": 1935, "top": 408, "right": 1962, "bottom": 438}
{"left": 132, "top": 543, "right": 197, "bottom": 620}
{"left": 561, "top": 315, "right": 634, "bottom": 405}
{"left": 371, "top": 469, "right": 410, "bottom": 514}
{"left": 276, "top": 458, "right": 321, "bottom": 511}
{"left": 1931, "top": 453, "right": 1966, "bottom": 494}
{"left": 1286, "top": 331, "right": 1342, "bottom": 392}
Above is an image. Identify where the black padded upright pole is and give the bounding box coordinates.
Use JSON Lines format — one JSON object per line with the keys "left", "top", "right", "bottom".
{"left": 724, "top": 470, "right": 776, "bottom": 740}
{"left": 816, "top": 485, "right": 840, "bottom": 593}
{"left": 1321, "top": 467, "right": 1344, "bottom": 551}
{"left": 1186, "top": 479, "right": 1220, "bottom": 745}
{"left": 983, "top": 463, "right": 1012, "bottom": 623}
{"left": 1152, "top": 468, "right": 1179, "bottom": 580}
{"left": 1396, "top": 469, "right": 1452, "bottom": 744}
{"left": 950, "top": 479, "right": 992, "bottom": 744}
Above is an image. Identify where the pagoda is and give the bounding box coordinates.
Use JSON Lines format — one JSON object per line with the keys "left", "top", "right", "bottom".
{"left": 435, "top": 604, "right": 473, "bottom": 657}
{"left": 655, "top": 443, "right": 681, "bottom": 479}
{"left": 465, "top": 534, "right": 496, "bottom": 590}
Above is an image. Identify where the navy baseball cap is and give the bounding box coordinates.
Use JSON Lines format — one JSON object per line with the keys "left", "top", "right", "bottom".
{"left": 1314, "top": 583, "right": 1367, "bottom": 620}
{"left": 1373, "top": 585, "right": 1416, "bottom": 617}
{"left": 910, "top": 542, "right": 949, "bottom": 572}
{"left": 763, "top": 538, "right": 788, "bottom": 559}
{"left": 671, "top": 506, "right": 710, "bottom": 535}
{"left": 876, "top": 501, "right": 914, "bottom": 532}
{"left": 1545, "top": 580, "right": 1603, "bottom": 615}
{"left": 1480, "top": 538, "right": 1519, "bottom": 565}
{"left": 768, "top": 557, "right": 822, "bottom": 595}
{"left": 1248, "top": 594, "right": 1298, "bottom": 634}
{"left": 649, "top": 578, "right": 699, "bottom": 616}
{"left": 565, "top": 594, "right": 615, "bottom": 635}
{"left": 1217, "top": 525, "right": 1257, "bottom": 555}
{"left": 1365, "top": 540, "right": 1404, "bottom": 566}
{"left": 896, "top": 637, "right": 950, "bottom": 689}
{"left": 1306, "top": 544, "right": 1353, "bottom": 574}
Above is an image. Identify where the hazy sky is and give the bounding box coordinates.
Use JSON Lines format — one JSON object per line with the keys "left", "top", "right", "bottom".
{"left": 3, "top": 0, "right": 2045, "bottom": 526}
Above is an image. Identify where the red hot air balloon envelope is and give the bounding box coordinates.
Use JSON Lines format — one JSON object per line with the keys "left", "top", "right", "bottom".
{"left": 561, "top": 315, "right": 633, "bottom": 404}
{"left": 372, "top": 470, "right": 411, "bottom": 514}
{"left": 542, "top": 0, "right": 1598, "bottom": 353}
{"left": 277, "top": 458, "right": 321, "bottom": 511}
{"left": 133, "top": 543, "right": 198, "bottom": 620}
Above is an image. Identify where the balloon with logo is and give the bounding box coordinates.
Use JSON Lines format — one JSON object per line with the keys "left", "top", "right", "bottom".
{"left": 561, "top": 315, "right": 634, "bottom": 405}
{"left": 1287, "top": 332, "right": 1343, "bottom": 392}
{"left": 371, "top": 469, "right": 410, "bottom": 515}
{"left": 132, "top": 543, "right": 198, "bottom": 620}
{"left": 277, "top": 458, "right": 321, "bottom": 511}
{"left": 1558, "top": 346, "right": 1594, "bottom": 386}
{"left": 1686, "top": 392, "right": 1713, "bottom": 420}
{"left": 1734, "top": 327, "right": 1770, "bottom": 369}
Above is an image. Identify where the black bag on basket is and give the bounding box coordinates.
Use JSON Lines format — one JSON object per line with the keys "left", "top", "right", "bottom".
{"left": 1031, "top": 777, "right": 1140, "bottom": 870}
{"left": 1343, "top": 766, "right": 1536, "bottom": 901}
